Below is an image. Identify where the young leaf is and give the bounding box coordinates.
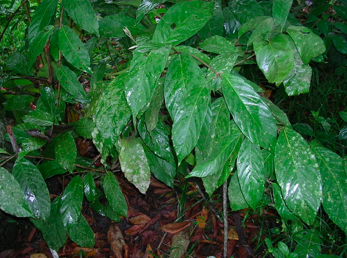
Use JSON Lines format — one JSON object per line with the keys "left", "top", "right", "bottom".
{"left": 253, "top": 34, "right": 294, "bottom": 84}
{"left": 13, "top": 159, "right": 51, "bottom": 220}
{"left": 272, "top": 0, "right": 293, "bottom": 32}
{"left": 311, "top": 146, "right": 347, "bottom": 234}
{"left": 103, "top": 172, "right": 127, "bottom": 217}
{"left": 28, "top": 25, "right": 54, "bottom": 67}
{"left": 0, "top": 167, "right": 33, "bottom": 218}
{"left": 57, "top": 65, "right": 91, "bottom": 103}
{"left": 237, "top": 138, "right": 265, "bottom": 209}
{"left": 199, "top": 35, "right": 238, "bottom": 54}
{"left": 55, "top": 132, "right": 76, "bottom": 173}
{"left": 27, "top": 0, "right": 59, "bottom": 43}
{"left": 152, "top": 1, "right": 214, "bottom": 46}
{"left": 59, "top": 25, "right": 91, "bottom": 73}
{"left": 67, "top": 215, "right": 95, "bottom": 247}
{"left": 275, "top": 127, "right": 322, "bottom": 225}
{"left": 60, "top": 176, "right": 83, "bottom": 229}
{"left": 119, "top": 137, "right": 151, "bottom": 194}
{"left": 228, "top": 173, "right": 249, "bottom": 211}
{"left": 222, "top": 72, "right": 277, "bottom": 149}
{"left": 62, "top": 0, "right": 99, "bottom": 36}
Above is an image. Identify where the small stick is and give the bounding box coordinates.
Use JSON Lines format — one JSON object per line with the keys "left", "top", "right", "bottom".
{"left": 6, "top": 125, "right": 19, "bottom": 154}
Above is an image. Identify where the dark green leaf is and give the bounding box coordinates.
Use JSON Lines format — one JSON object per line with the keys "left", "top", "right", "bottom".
{"left": 38, "top": 160, "right": 66, "bottom": 179}
{"left": 136, "top": 0, "right": 164, "bottom": 22}
{"left": 55, "top": 132, "right": 76, "bottom": 172}
{"left": 37, "top": 86, "right": 56, "bottom": 115}
{"left": 22, "top": 110, "right": 54, "bottom": 127}
{"left": 50, "top": 29, "right": 59, "bottom": 62}
{"left": 272, "top": 0, "right": 292, "bottom": 31}
{"left": 273, "top": 183, "right": 297, "bottom": 220}
{"left": 275, "top": 127, "right": 322, "bottom": 225}
{"left": 17, "top": 137, "right": 47, "bottom": 160}
{"left": 152, "top": 1, "right": 214, "bottom": 45}
{"left": 60, "top": 176, "right": 83, "bottom": 229}
{"left": 4, "top": 95, "right": 34, "bottom": 111}
{"left": 198, "top": 2, "right": 224, "bottom": 40}
{"left": 144, "top": 78, "right": 164, "bottom": 133}
{"left": 83, "top": 173, "right": 100, "bottom": 203}
{"left": 261, "top": 97, "right": 291, "bottom": 127}
{"left": 238, "top": 16, "right": 270, "bottom": 38}
{"left": 0, "top": 167, "right": 33, "bottom": 218}
{"left": 99, "top": 14, "right": 144, "bottom": 38}
{"left": 332, "top": 35, "right": 347, "bottom": 55}
{"left": 199, "top": 35, "right": 238, "bottom": 54}
{"left": 334, "top": 4, "right": 347, "bottom": 19}
{"left": 103, "top": 172, "right": 127, "bottom": 217}
{"left": 75, "top": 118, "right": 94, "bottom": 139}
{"left": 293, "top": 230, "right": 322, "bottom": 257}
{"left": 228, "top": 172, "right": 249, "bottom": 211}
{"left": 67, "top": 214, "right": 95, "bottom": 247}
{"left": 5, "top": 52, "right": 33, "bottom": 76}
{"left": 247, "top": 17, "right": 274, "bottom": 46}
{"left": 262, "top": 149, "right": 274, "bottom": 179}
{"left": 229, "top": 0, "right": 264, "bottom": 24}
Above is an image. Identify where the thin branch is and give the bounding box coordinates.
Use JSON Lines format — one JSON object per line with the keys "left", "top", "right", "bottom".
{"left": 223, "top": 180, "right": 228, "bottom": 258}
{"left": 44, "top": 43, "right": 53, "bottom": 84}
{"left": 6, "top": 125, "right": 19, "bottom": 154}
{"left": 234, "top": 54, "right": 255, "bottom": 66}
{"left": 0, "top": 154, "right": 17, "bottom": 167}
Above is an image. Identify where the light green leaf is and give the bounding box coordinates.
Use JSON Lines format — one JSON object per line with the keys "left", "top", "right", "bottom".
{"left": 103, "top": 171, "right": 127, "bottom": 217}
{"left": 67, "top": 214, "right": 95, "bottom": 247}
{"left": 237, "top": 138, "right": 264, "bottom": 209}
{"left": 38, "top": 160, "right": 66, "bottom": 179}
{"left": 272, "top": 0, "right": 293, "bottom": 31}
{"left": 273, "top": 183, "right": 298, "bottom": 220}
{"left": 311, "top": 146, "right": 347, "bottom": 233}
{"left": 60, "top": 176, "right": 83, "bottom": 229}
{"left": 57, "top": 65, "right": 91, "bottom": 103}
{"left": 152, "top": 1, "right": 214, "bottom": 45}
{"left": 228, "top": 172, "right": 249, "bottom": 211}
{"left": 0, "top": 167, "right": 33, "bottom": 218}
{"left": 55, "top": 132, "right": 76, "bottom": 172}
{"left": 99, "top": 14, "right": 145, "bottom": 38}
{"left": 124, "top": 46, "right": 170, "bottom": 119}
{"left": 253, "top": 34, "right": 294, "bottom": 84}
{"left": 286, "top": 26, "right": 326, "bottom": 64}
{"left": 59, "top": 25, "right": 91, "bottom": 72}
{"left": 28, "top": 25, "right": 54, "bottom": 68}
{"left": 0, "top": 148, "right": 8, "bottom": 154}
{"left": 119, "top": 137, "right": 151, "bottom": 194}
{"left": 222, "top": 72, "right": 277, "bottom": 149}
{"left": 27, "top": 0, "right": 59, "bottom": 43}
{"left": 62, "top": 0, "right": 99, "bottom": 35}
{"left": 275, "top": 127, "right": 322, "bottom": 225}
{"left": 199, "top": 35, "right": 238, "bottom": 54}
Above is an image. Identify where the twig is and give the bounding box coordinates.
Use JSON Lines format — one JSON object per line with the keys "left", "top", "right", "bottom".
{"left": 44, "top": 43, "right": 53, "bottom": 84}
{"left": 234, "top": 54, "right": 255, "bottom": 66}
{"left": 223, "top": 180, "right": 228, "bottom": 258}
{"left": 6, "top": 125, "right": 19, "bottom": 154}
{"left": 0, "top": 154, "right": 17, "bottom": 167}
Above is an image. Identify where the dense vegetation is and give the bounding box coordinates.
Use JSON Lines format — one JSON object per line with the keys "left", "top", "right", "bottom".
{"left": 1, "top": 0, "right": 347, "bottom": 257}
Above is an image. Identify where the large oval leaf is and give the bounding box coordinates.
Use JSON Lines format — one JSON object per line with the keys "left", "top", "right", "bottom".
{"left": 67, "top": 214, "right": 95, "bottom": 247}
{"left": 222, "top": 72, "right": 277, "bottom": 149}
{"left": 119, "top": 138, "right": 151, "bottom": 194}
{"left": 0, "top": 167, "right": 33, "bottom": 218}
{"left": 55, "top": 132, "right": 76, "bottom": 172}
{"left": 13, "top": 159, "right": 51, "bottom": 220}
{"left": 103, "top": 172, "right": 127, "bottom": 217}
{"left": 273, "top": 183, "right": 298, "bottom": 220}
{"left": 273, "top": 0, "right": 293, "bottom": 31}
{"left": 311, "top": 146, "right": 347, "bottom": 233}
{"left": 28, "top": 25, "right": 54, "bottom": 67}
{"left": 275, "top": 127, "right": 322, "bottom": 225}
{"left": 152, "top": 1, "right": 214, "bottom": 46}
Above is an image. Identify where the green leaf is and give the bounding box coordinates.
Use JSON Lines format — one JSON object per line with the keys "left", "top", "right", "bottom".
{"left": 5, "top": 52, "right": 33, "bottom": 76}
{"left": 144, "top": 79, "right": 164, "bottom": 133}
{"left": 228, "top": 173, "right": 249, "bottom": 211}
{"left": 273, "top": 183, "right": 298, "bottom": 220}
{"left": 339, "top": 111, "right": 347, "bottom": 122}
{"left": 75, "top": 118, "right": 94, "bottom": 139}
{"left": 17, "top": 137, "right": 47, "bottom": 161}
{"left": 103, "top": 171, "right": 127, "bottom": 217}
{"left": 0, "top": 167, "right": 33, "bottom": 218}
{"left": 136, "top": 0, "right": 164, "bottom": 22}
{"left": 275, "top": 127, "right": 322, "bottom": 225}
{"left": 92, "top": 75, "right": 131, "bottom": 163}
{"left": 28, "top": 25, "right": 54, "bottom": 68}
{"left": 152, "top": 1, "right": 214, "bottom": 45}
{"left": 197, "top": 2, "right": 224, "bottom": 40}
{"left": 4, "top": 95, "right": 35, "bottom": 111}
{"left": 12, "top": 159, "right": 50, "bottom": 220}
{"left": 229, "top": 0, "right": 264, "bottom": 24}
{"left": 119, "top": 137, "right": 151, "bottom": 194}
{"left": 238, "top": 16, "right": 270, "bottom": 38}
{"left": 50, "top": 29, "right": 59, "bottom": 62}
{"left": 311, "top": 146, "right": 347, "bottom": 233}
{"left": 22, "top": 110, "right": 54, "bottom": 127}
{"left": 172, "top": 46, "right": 211, "bottom": 65}
{"left": 286, "top": 26, "right": 326, "bottom": 64}
{"left": 38, "top": 160, "right": 66, "bottom": 179}
{"left": 99, "top": 14, "right": 145, "bottom": 38}
{"left": 57, "top": 65, "right": 91, "bottom": 103}
{"left": 27, "top": 0, "right": 59, "bottom": 43}
{"left": 332, "top": 35, "right": 347, "bottom": 55}
{"left": 199, "top": 35, "right": 238, "bottom": 54}
{"left": 31, "top": 197, "right": 67, "bottom": 251}
{"left": 67, "top": 214, "right": 95, "bottom": 247}
{"left": 83, "top": 173, "right": 100, "bottom": 203}
{"left": 253, "top": 34, "right": 294, "bottom": 84}
{"left": 60, "top": 176, "right": 83, "bottom": 229}
{"left": 37, "top": 86, "right": 56, "bottom": 115}
{"left": 262, "top": 149, "right": 274, "bottom": 179}
{"left": 62, "top": 0, "right": 99, "bottom": 35}
{"left": 222, "top": 72, "right": 277, "bottom": 149}
{"left": 0, "top": 148, "right": 8, "bottom": 154}
{"left": 247, "top": 17, "right": 274, "bottom": 46}
{"left": 293, "top": 230, "right": 322, "bottom": 257}
{"left": 59, "top": 25, "right": 91, "bottom": 72}
{"left": 55, "top": 132, "right": 77, "bottom": 172}
{"left": 272, "top": 0, "right": 292, "bottom": 31}
{"left": 124, "top": 46, "right": 170, "bottom": 119}
{"left": 237, "top": 138, "right": 264, "bottom": 209}
{"left": 261, "top": 97, "right": 291, "bottom": 127}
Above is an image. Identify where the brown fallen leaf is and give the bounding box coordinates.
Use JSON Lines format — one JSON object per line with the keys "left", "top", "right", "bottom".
{"left": 107, "top": 223, "right": 128, "bottom": 258}
{"left": 162, "top": 221, "right": 192, "bottom": 234}
{"left": 125, "top": 224, "right": 145, "bottom": 235}
{"left": 128, "top": 214, "right": 151, "bottom": 225}
{"left": 169, "top": 228, "right": 190, "bottom": 258}
{"left": 228, "top": 228, "right": 239, "bottom": 240}
{"left": 30, "top": 254, "right": 47, "bottom": 258}
{"left": 196, "top": 207, "right": 208, "bottom": 229}
{"left": 72, "top": 247, "right": 98, "bottom": 257}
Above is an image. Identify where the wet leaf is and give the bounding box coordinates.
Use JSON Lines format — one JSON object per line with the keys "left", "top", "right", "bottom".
{"left": 55, "top": 132, "right": 76, "bottom": 172}
{"left": 83, "top": 173, "right": 100, "bottom": 203}
{"left": 273, "top": 0, "right": 292, "bottom": 31}
{"left": 75, "top": 118, "right": 94, "bottom": 139}
{"left": 68, "top": 215, "right": 95, "bottom": 247}
{"left": 199, "top": 35, "right": 238, "bottom": 54}
{"left": 273, "top": 183, "right": 298, "bottom": 220}
{"left": 228, "top": 172, "right": 249, "bottom": 211}
{"left": 38, "top": 160, "right": 66, "bottom": 179}
{"left": 103, "top": 172, "right": 127, "bottom": 217}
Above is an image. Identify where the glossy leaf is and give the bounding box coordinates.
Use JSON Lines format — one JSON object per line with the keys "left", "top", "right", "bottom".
{"left": 275, "top": 127, "right": 322, "bottom": 225}
{"left": 261, "top": 97, "right": 291, "bottom": 127}
{"left": 59, "top": 25, "right": 91, "bottom": 72}
{"left": 273, "top": 183, "right": 297, "bottom": 220}
{"left": 99, "top": 14, "right": 145, "bottom": 38}
{"left": 75, "top": 118, "right": 94, "bottom": 139}
{"left": 67, "top": 214, "right": 95, "bottom": 247}
{"left": 38, "top": 160, "right": 66, "bottom": 179}
{"left": 22, "top": 110, "right": 54, "bottom": 127}
{"left": 0, "top": 167, "right": 33, "bottom": 218}
{"left": 55, "top": 132, "right": 76, "bottom": 173}
{"left": 60, "top": 176, "right": 83, "bottom": 229}
{"left": 262, "top": 149, "right": 274, "bottom": 179}
{"left": 124, "top": 46, "right": 170, "bottom": 119}
{"left": 17, "top": 137, "right": 47, "bottom": 160}
{"left": 144, "top": 79, "right": 164, "bottom": 133}
{"left": 311, "top": 146, "right": 347, "bottom": 233}
{"left": 198, "top": 2, "right": 224, "bottom": 40}
{"left": 286, "top": 26, "right": 326, "bottom": 64}
{"left": 83, "top": 173, "right": 100, "bottom": 203}
{"left": 12, "top": 159, "right": 50, "bottom": 220}
{"left": 238, "top": 16, "right": 270, "bottom": 38}
{"left": 92, "top": 75, "right": 131, "bottom": 164}
{"left": 27, "top": 0, "right": 59, "bottom": 43}
{"left": 172, "top": 46, "right": 211, "bottom": 65}
{"left": 237, "top": 138, "right": 264, "bottom": 209}
{"left": 222, "top": 72, "right": 277, "bottom": 149}
{"left": 228, "top": 173, "right": 249, "bottom": 211}
{"left": 293, "top": 230, "right": 322, "bottom": 257}
{"left": 272, "top": 0, "right": 292, "bottom": 31}
{"left": 28, "top": 25, "right": 54, "bottom": 67}
{"left": 136, "top": 0, "right": 164, "bottom": 22}
{"left": 199, "top": 35, "right": 238, "bottom": 54}
{"left": 119, "top": 138, "right": 151, "bottom": 194}
{"left": 37, "top": 86, "right": 55, "bottom": 115}
{"left": 247, "top": 17, "right": 274, "bottom": 46}
{"left": 62, "top": 0, "right": 99, "bottom": 35}
{"left": 253, "top": 34, "right": 294, "bottom": 84}
{"left": 152, "top": 1, "right": 214, "bottom": 45}
{"left": 57, "top": 65, "right": 91, "bottom": 103}
{"left": 103, "top": 172, "right": 127, "bottom": 217}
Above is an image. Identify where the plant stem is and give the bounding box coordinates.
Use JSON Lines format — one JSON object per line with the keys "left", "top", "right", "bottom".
{"left": 223, "top": 180, "right": 228, "bottom": 258}
{"left": 0, "top": 154, "right": 17, "bottom": 167}
{"left": 234, "top": 54, "right": 255, "bottom": 66}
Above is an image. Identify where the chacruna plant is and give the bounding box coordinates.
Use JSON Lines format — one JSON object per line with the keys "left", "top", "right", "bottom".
{"left": 0, "top": 0, "right": 346, "bottom": 256}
